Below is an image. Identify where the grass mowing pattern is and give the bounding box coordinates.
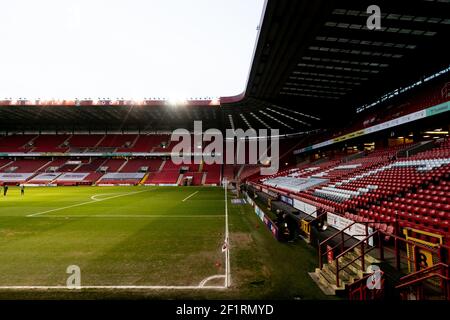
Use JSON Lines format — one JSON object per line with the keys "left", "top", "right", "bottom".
{"left": 0, "top": 186, "right": 225, "bottom": 287}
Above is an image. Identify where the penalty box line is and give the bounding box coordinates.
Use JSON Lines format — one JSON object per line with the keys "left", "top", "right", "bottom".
{"left": 26, "top": 189, "right": 156, "bottom": 218}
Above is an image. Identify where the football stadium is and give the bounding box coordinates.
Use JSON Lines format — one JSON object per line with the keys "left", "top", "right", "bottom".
{"left": 0, "top": 0, "right": 449, "bottom": 308}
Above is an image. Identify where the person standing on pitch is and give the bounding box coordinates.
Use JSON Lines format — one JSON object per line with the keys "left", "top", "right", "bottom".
{"left": 21, "top": 184, "right": 25, "bottom": 196}
{"left": 3, "top": 184, "right": 8, "bottom": 196}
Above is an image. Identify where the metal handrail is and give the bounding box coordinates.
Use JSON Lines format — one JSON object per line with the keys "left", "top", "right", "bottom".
{"left": 303, "top": 210, "right": 328, "bottom": 225}
{"left": 396, "top": 273, "right": 449, "bottom": 290}
{"left": 350, "top": 270, "right": 384, "bottom": 288}
{"left": 318, "top": 218, "right": 384, "bottom": 268}
{"left": 348, "top": 270, "right": 385, "bottom": 300}
{"left": 380, "top": 231, "right": 441, "bottom": 254}
{"left": 319, "top": 221, "right": 358, "bottom": 247}
{"left": 300, "top": 209, "right": 319, "bottom": 220}
{"left": 325, "top": 235, "right": 364, "bottom": 254}
{"left": 335, "top": 231, "right": 378, "bottom": 261}
{"left": 318, "top": 221, "right": 359, "bottom": 268}
{"left": 396, "top": 263, "right": 449, "bottom": 286}
{"left": 334, "top": 230, "right": 379, "bottom": 287}
{"left": 319, "top": 219, "right": 392, "bottom": 248}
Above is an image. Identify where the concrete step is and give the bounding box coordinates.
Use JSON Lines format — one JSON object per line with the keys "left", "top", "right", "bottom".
{"left": 322, "top": 265, "right": 343, "bottom": 282}
{"left": 354, "top": 247, "right": 380, "bottom": 264}
{"left": 308, "top": 272, "right": 335, "bottom": 295}
{"left": 328, "top": 261, "right": 360, "bottom": 283}
{"left": 315, "top": 267, "right": 346, "bottom": 293}
{"left": 316, "top": 268, "right": 340, "bottom": 293}
{"left": 336, "top": 255, "right": 365, "bottom": 276}
{"left": 322, "top": 268, "right": 352, "bottom": 290}
{"left": 313, "top": 246, "right": 380, "bottom": 296}
{"left": 337, "top": 248, "right": 379, "bottom": 265}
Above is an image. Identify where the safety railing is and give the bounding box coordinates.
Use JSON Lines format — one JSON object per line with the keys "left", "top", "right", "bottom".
{"left": 396, "top": 263, "right": 450, "bottom": 300}
{"left": 334, "top": 230, "right": 379, "bottom": 287}
{"left": 318, "top": 221, "right": 374, "bottom": 269}
{"left": 347, "top": 270, "right": 385, "bottom": 300}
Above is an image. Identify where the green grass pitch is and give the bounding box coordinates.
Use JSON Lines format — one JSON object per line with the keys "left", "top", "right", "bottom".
{"left": 0, "top": 185, "right": 329, "bottom": 299}
{"left": 0, "top": 186, "right": 227, "bottom": 287}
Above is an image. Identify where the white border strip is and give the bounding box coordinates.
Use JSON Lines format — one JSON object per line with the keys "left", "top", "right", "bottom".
{"left": 181, "top": 190, "right": 199, "bottom": 202}
{"left": 0, "top": 285, "right": 226, "bottom": 290}
{"left": 224, "top": 179, "right": 231, "bottom": 287}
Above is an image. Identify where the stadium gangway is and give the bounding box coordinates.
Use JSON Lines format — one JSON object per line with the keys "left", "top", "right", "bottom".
{"left": 318, "top": 219, "right": 399, "bottom": 287}
{"left": 333, "top": 229, "right": 380, "bottom": 288}
{"left": 318, "top": 218, "right": 404, "bottom": 269}
{"left": 318, "top": 220, "right": 373, "bottom": 269}
{"left": 320, "top": 223, "right": 450, "bottom": 291}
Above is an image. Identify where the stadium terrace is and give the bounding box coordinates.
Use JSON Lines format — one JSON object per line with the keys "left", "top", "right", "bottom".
{"left": 170, "top": 121, "right": 279, "bottom": 175}
{"left": 0, "top": 0, "right": 449, "bottom": 308}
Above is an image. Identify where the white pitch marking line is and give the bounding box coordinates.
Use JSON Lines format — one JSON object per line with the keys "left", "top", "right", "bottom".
{"left": 12, "top": 187, "right": 230, "bottom": 291}
{"left": 0, "top": 270, "right": 228, "bottom": 291}
{"left": 0, "top": 273, "right": 228, "bottom": 290}
{"left": 181, "top": 190, "right": 199, "bottom": 202}
{"left": 0, "top": 285, "right": 226, "bottom": 290}
{"left": 26, "top": 189, "right": 151, "bottom": 217}
{"left": 31, "top": 214, "right": 225, "bottom": 218}
{"left": 90, "top": 192, "right": 128, "bottom": 201}
{"left": 198, "top": 275, "right": 226, "bottom": 288}
{"left": 224, "top": 179, "right": 230, "bottom": 288}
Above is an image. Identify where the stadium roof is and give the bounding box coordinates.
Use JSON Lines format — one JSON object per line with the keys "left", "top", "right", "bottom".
{"left": 225, "top": 0, "right": 450, "bottom": 132}
{"left": 1, "top": 0, "right": 449, "bottom": 134}
{"left": 0, "top": 105, "right": 222, "bottom": 133}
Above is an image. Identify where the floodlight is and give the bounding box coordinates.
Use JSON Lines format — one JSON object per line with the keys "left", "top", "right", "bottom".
{"left": 167, "top": 97, "right": 187, "bottom": 106}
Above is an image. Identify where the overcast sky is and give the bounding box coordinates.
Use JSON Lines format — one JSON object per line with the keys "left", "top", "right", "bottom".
{"left": 0, "top": 0, "right": 265, "bottom": 100}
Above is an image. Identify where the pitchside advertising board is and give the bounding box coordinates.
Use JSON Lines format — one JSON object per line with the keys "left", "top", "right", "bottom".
{"left": 293, "top": 199, "right": 317, "bottom": 217}
{"left": 254, "top": 206, "right": 264, "bottom": 221}
{"left": 55, "top": 173, "right": 90, "bottom": 181}
{"left": 245, "top": 192, "right": 278, "bottom": 239}
{"left": 261, "top": 187, "right": 278, "bottom": 198}
{"left": 245, "top": 194, "right": 254, "bottom": 206}
{"left": 280, "top": 195, "right": 293, "bottom": 206}
{"left": 294, "top": 101, "right": 450, "bottom": 155}
{"left": 101, "top": 172, "right": 146, "bottom": 179}
{"left": 327, "top": 212, "right": 374, "bottom": 246}
{"left": 255, "top": 206, "right": 278, "bottom": 239}
{"left": 249, "top": 183, "right": 261, "bottom": 191}
{"left": 0, "top": 173, "right": 34, "bottom": 181}
{"left": 29, "top": 172, "right": 61, "bottom": 181}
